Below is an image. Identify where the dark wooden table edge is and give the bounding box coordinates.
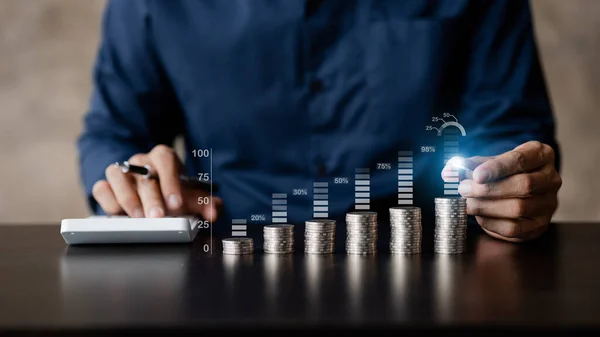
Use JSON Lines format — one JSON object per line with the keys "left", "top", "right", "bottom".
{"left": 1, "top": 324, "right": 600, "bottom": 336}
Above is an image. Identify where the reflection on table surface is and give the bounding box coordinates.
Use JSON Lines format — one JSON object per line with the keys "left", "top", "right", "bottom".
{"left": 50, "top": 228, "right": 567, "bottom": 325}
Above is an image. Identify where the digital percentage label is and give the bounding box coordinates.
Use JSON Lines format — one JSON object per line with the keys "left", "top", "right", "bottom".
{"left": 250, "top": 214, "right": 266, "bottom": 222}
{"left": 293, "top": 189, "right": 308, "bottom": 196}
{"left": 421, "top": 146, "right": 436, "bottom": 152}
{"left": 334, "top": 177, "right": 349, "bottom": 184}
{"left": 377, "top": 163, "right": 392, "bottom": 170}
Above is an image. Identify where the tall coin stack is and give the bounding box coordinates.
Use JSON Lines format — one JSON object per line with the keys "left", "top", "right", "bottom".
{"left": 263, "top": 225, "right": 295, "bottom": 254}
{"left": 434, "top": 197, "right": 468, "bottom": 254}
{"left": 222, "top": 237, "right": 254, "bottom": 255}
{"left": 304, "top": 219, "right": 336, "bottom": 254}
{"left": 389, "top": 206, "right": 422, "bottom": 254}
{"left": 345, "top": 211, "right": 378, "bottom": 255}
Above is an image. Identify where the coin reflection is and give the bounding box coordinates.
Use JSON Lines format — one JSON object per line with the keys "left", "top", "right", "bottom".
{"left": 432, "top": 253, "right": 465, "bottom": 322}
{"left": 346, "top": 254, "right": 377, "bottom": 318}
{"left": 222, "top": 253, "right": 254, "bottom": 288}
{"left": 389, "top": 254, "right": 421, "bottom": 318}
{"left": 263, "top": 253, "right": 293, "bottom": 312}
{"left": 305, "top": 254, "right": 334, "bottom": 317}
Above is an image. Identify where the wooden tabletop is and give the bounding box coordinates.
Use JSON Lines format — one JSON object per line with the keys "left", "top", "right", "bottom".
{"left": 0, "top": 222, "right": 599, "bottom": 335}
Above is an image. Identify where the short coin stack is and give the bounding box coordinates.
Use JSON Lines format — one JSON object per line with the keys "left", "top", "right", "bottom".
{"left": 345, "top": 211, "right": 378, "bottom": 255}
{"left": 262, "top": 225, "right": 295, "bottom": 254}
{"left": 434, "top": 197, "right": 468, "bottom": 254}
{"left": 304, "top": 219, "right": 336, "bottom": 254}
{"left": 222, "top": 237, "right": 254, "bottom": 255}
{"left": 389, "top": 206, "right": 422, "bottom": 254}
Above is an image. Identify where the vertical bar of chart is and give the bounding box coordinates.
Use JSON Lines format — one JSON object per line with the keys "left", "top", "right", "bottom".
{"left": 355, "top": 168, "right": 370, "bottom": 210}
{"left": 398, "top": 151, "right": 413, "bottom": 205}
{"left": 313, "top": 182, "right": 329, "bottom": 218}
{"left": 272, "top": 193, "right": 288, "bottom": 223}
{"left": 443, "top": 129, "right": 460, "bottom": 195}
{"left": 231, "top": 218, "right": 247, "bottom": 236}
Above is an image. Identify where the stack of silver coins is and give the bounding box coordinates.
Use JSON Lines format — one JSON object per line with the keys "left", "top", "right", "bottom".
{"left": 222, "top": 237, "right": 254, "bottom": 255}
{"left": 263, "top": 224, "right": 295, "bottom": 254}
{"left": 389, "top": 206, "right": 422, "bottom": 254}
{"left": 345, "top": 211, "right": 378, "bottom": 255}
{"left": 304, "top": 219, "right": 336, "bottom": 254}
{"left": 434, "top": 197, "right": 468, "bottom": 254}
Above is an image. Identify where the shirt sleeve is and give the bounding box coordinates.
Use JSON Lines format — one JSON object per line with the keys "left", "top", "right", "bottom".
{"left": 77, "top": 0, "right": 184, "bottom": 214}
{"left": 457, "top": 0, "right": 560, "bottom": 171}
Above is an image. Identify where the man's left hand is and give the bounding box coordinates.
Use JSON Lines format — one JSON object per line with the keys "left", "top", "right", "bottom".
{"left": 442, "top": 141, "right": 562, "bottom": 242}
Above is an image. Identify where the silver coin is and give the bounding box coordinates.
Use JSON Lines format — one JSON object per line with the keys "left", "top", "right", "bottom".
{"left": 434, "top": 241, "right": 466, "bottom": 246}
{"left": 305, "top": 245, "right": 335, "bottom": 250}
{"left": 304, "top": 238, "right": 335, "bottom": 242}
{"left": 346, "top": 250, "right": 377, "bottom": 255}
{"left": 304, "top": 237, "right": 335, "bottom": 242}
{"left": 434, "top": 228, "right": 467, "bottom": 233}
{"left": 304, "top": 251, "right": 335, "bottom": 255}
{"left": 435, "top": 228, "right": 467, "bottom": 232}
{"left": 263, "top": 239, "right": 295, "bottom": 243}
{"left": 223, "top": 246, "right": 254, "bottom": 251}
{"left": 222, "top": 241, "right": 253, "bottom": 246}
{"left": 264, "top": 224, "right": 294, "bottom": 228}
{"left": 305, "top": 238, "right": 335, "bottom": 243}
{"left": 435, "top": 197, "right": 467, "bottom": 202}
{"left": 390, "top": 229, "right": 422, "bottom": 233}
{"left": 306, "top": 219, "right": 336, "bottom": 224}
{"left": 222, "top": 237, "right": 253, "bottom": 243}
{"left": 263, "top": 244, "right": 294, "bottom": 248}
{"left": 305, "top": 227, "right": 335, "bottom": 231}
{"left": 346, "top": 234, "right": 378, "bottom": 239}
{"left": 305, "top": 230, "right": 336, "bottom": 234}
{"left": 263, "top": 233, "right": 295, "bottom": 237}
{"left": 305, "top": 248, "right": 335, "bottom": 253}
{"left": 345, "top": 223, "right": 378, "bottom": 228}
{"left": 434, "top": 245, "right": 465, "bottom": 249}
{"left": 222, "top": 246, "right": 254, "bottom": 251}
{"left": 434, "top": 248, "right": 466, "bottom": 253}
{"left": 263, "top": 240, "right": 295, "bottom": 244}
{"left": 304, "top": 228, "right": 335, "bottom": 232}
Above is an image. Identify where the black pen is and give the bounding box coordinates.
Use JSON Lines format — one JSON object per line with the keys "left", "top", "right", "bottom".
{"left": 115, "top": 161, "right": 218, "bottom": 193}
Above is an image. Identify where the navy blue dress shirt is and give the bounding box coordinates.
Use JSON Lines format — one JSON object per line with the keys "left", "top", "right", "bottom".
{"left": 78, "top": 0, "right": 559, "bottom": 233}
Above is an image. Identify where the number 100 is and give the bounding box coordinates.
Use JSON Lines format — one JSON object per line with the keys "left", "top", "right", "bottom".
{"left": 192, "top": 149, "right": 210, "bottom": 157}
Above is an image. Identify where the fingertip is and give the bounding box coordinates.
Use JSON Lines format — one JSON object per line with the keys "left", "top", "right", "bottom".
{"left": 458, "top": 180, "right": 472, "bottom": 196}
{"left": 473, "top": 166, "right": 492, "bottom": 183}
{"left": 167, "top": 193, "right": 183, "bottom": 210}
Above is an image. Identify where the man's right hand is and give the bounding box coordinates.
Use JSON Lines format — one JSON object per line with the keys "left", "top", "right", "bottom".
{"left": 92, "top": 145, "right": 222, "bottom": 221}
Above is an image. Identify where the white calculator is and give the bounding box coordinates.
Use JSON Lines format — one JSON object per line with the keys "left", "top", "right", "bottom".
{"left": 60, "top": 216, "right": 201, "bottom": 245}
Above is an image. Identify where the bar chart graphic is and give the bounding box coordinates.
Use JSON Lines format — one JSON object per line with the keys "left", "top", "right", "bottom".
{"left": 398, "top": 151, "right": 413, "bottom": 205}
{"left": 313, "top": 182, "right": 329, "bottom": 218}
{"left": 355, "top": 168, "right": 370, "bottom": 210}
{"left": 443, "top": 129, "right": 460, "bottom": 195}
{"left": 272, "top": 193, "right": 288, "bottom": 223}
{"left": 231, "top": 218, "right": 247, "bottom": 236}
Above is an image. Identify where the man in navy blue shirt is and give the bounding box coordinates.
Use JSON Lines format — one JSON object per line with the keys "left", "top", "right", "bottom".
{"left": 79, "top": 0, "right": 562, "bottom": 242}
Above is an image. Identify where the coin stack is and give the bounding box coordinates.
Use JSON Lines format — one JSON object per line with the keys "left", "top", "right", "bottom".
{"left": 304, "top": 219, "right": 336, "bottom": 254}
{"left": 345, "top": 211, "right": 378, "bottom": 255}
{"left": 262, "top": 224, "right": 295, "bottom": 254}
{"left": 389, "top": 206, "right": 422, "bottom": 254}
{"left": 434, "top": 197, "right": 468, "bottom": 254}
{"left": 222, "top": 237, "right": 254, "bottom": 255}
